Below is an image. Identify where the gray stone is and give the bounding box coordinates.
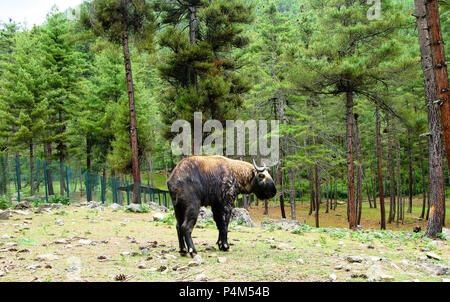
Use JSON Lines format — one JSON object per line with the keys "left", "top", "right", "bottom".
{"left": 0, "top": 210, "right": 11, "bottom": 220}
{"left": 426, "top": 252, "right": 442, "bottom": 261}
{"left": 442, "top": 228, "right": 450, "bottom": 239}
{"left": 109, "top": 203, "right": 122, "bottom": 211}
{"left": 260, "top": 218, "right": 301, "bottom": 231}
{"left": 421, "top": 263, "right": 449, "bottom": 276}
{"left": 346, "top": 256, "right": 364, "bottom": 263}
{"left": 231, "top": 208, "right": 254, "bottom": 227}
{"left": 153, "top": 213, "right": 166, "bottom": 221}
{"left": 198, "top": 207, "right": 213, "bottom": 222}
{"left": 148, "top": 202, "right": 169, "bottom": 213}
{"left": 127, "top": 204, "right": 142, "bottom": 213}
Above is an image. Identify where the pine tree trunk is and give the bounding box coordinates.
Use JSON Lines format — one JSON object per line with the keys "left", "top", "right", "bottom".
{"left": 278, "top": 168, "right": 286, "bottom": 219}
{"left": 419, "top": 138, "right": 427, "bottom": 219}
{"left": 325, "top": 171, "right": 329, "bottom": 214}
{"left": 408, "top": 130, "right": 413, "bottom": 213}
{"left": 58, "top": 110, "right": 65, "bottom": 197}
{"left": 122, "top": 11, "right": 141, "bottom": 203}
{"left": 86, "top": 137, "right": 92, "bottom": 202}
{"left": 314, "top": 164, "right": 320, "bottom": 228}
{"left": 414, "top": 0, "right": 445, "bottom": 237}
{"left": 289, "top": 167, "right": 296, "bottom": 220}
{"left": 29, "top": 142, "right": 34, "bottom": 196}
{"left": 346, "top": 89, "right": 356, "bottom": 229}
{"left": 376, "top": 106, "right": 386, "bottom": 230}
{"left": 355, "top": 114, "right": 362, "bottom": 225}
{"left": 395, "top": 119, "right": 401, "bottom": 227}
{"left": 425, "top": 0, "right": 450, "bottom": 172}
{"left": 387, "top": 114, "right": 396, "bottom": 223}
{"left": 45, "top": 143, "right": 54, "bottom": 196}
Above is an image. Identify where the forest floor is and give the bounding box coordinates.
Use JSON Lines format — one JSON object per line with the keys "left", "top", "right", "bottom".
{"left": 0, "top": 201, "right": 449, "bottom": 282}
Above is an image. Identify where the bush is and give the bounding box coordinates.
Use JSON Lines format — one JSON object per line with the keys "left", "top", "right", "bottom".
{"left": 48, "top": 195, "right": 70, "bottom": 205}
{"left": 0, "top": 196, "right": 10, "bottom": 210}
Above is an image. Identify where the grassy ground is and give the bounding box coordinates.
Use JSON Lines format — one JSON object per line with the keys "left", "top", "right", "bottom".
{"left": 0, "top": 203, "right": 448, "bottom": 282}
{"left": 249, "top": 197, "right": 450, "bottom": 231}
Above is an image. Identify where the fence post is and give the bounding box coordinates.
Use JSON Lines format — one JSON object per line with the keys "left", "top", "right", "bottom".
{"left": 126, "top": 180, "right": 130, "bottom": 205}
{"left": 101, "top": 174, "right": 105, "bottom": 204}
{"left": 66, "top": 166, "right": 69, "bottom": 199}
{"left": 15, "top": 157, "right": 21, "bottom": 203}
{"left": 43, "top": 161, "right": 48, "bottom": 203}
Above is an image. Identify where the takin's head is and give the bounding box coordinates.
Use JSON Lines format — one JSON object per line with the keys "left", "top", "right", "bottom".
{"left": 250, "top": 159, "right": 277, "bottom": 200}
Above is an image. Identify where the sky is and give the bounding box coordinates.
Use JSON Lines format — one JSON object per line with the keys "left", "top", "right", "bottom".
{"left": 0, "top": 0, "right": 83, "bottom": 28}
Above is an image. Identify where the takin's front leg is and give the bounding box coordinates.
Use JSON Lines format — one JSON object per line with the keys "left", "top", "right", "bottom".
{"left": 213, "top": 204, "right": 232, "bottom": 252}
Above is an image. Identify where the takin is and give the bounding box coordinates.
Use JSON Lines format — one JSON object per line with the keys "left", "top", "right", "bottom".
{"left": 167, "top": 155, "right": 277, "bottom": 257}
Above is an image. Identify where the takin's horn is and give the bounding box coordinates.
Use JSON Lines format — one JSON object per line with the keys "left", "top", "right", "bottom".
{"left": 252, "top": 158, "right": 266, "bottom": 173}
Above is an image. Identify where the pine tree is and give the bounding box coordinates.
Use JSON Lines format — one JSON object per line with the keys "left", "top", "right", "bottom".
{"left": 82, "top": 0, "right": 156, "bottom": 202}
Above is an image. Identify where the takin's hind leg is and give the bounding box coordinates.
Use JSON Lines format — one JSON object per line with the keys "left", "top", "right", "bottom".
{"left": 174, "top": 204, "right": 187, "bottom": 256}
{"left": 212, "top": 204, "right": 232, "bottom": 252}
{"left": 181, "top": 203, "right": 200, "bottom": 258}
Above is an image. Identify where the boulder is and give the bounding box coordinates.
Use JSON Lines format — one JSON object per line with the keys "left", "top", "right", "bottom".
{"left": 260, "top": 218, "right": 302, "bottom": 231}
{"left": 15, "top": 201, "right": 31, "bottom": 210}
{"left": 127, "top": 204, "right": 142, "bottom": 213}
{"left": 442, "top": 228, "right": 450, "bottom": 239}
{"left": 231, "top": 208, "right": 254, "bottom": 227}
{"left": 198, "top": 207, "right": 213, "bottom": 222}
{"left": 346, "top": 256, "right": 364, "bottom": 263}
{"left": 367, "top": 265, "right": 395, "bottom": 282}
{"left": 109, "top": 203, "right": 122, "bottom": 211}
{"left": 421, "top": 263, "right": 449, "bottom": 276}
{"left": 148, "top": 202, "right": 169, "bottom": 213}
{"left": 153, "top": 213, "right": 166, "bottom": 221}
{"left": 0, "top": 210, "right": 11, "bottom": 220}
{"left": 86, "top": 201, "right": 101, "bottom": 209}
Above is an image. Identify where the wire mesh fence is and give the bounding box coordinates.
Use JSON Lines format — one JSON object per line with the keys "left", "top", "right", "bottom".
{"left": 0, "top": 153, "right": 173, "bottom": 209}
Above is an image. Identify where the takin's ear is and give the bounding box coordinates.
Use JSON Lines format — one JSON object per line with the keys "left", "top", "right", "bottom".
{"left": 251, "top": 169, "right": 257, "bottom": 178}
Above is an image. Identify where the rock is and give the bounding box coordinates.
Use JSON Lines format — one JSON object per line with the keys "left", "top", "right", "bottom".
{"left": 141, "top": 248, "right": 150, "bottom": 255}
{"left": 442, "top": 279, "right": 450, "bottom": 282}
{"left": 55, "top": 219, "right": 64, "bottom": 226}
{"left": 297, "top": 259, "right": 305, "bottom": 265}
{"left": 138, "top": 263, "right": 147, "bottom": 269}
{"left": 120, "top": 252, "right": 130, "bottom": 256}
{"left": 442, "top": 228, "right": 450, "bottom": 239}
{"left": 148, "top": 202, "right": 169, "bottom": 213}
{"left": 15, "top": 201, "right": 31, "bottom": 209}
{"left": 109, "top": 204, "right": 122, "bottom": 211}
{"left": 27, "top": 264, "right": 42, "bottom": 270}
{"left": 54, "top": 239, "right": 67, "bottom": 245}
{"left": 345, "top": 266, "right": 352, "bottom": 272}
{"left": 153, "top": 213, "right": 166, "bottom": 221}
{"left": 198, "top": 207, "right": 213, "bottom": 222}
{"left": 367, "top": 265, "right": 395, "bottom": 282}
{"left": 230, "top": 208, "right": 254, "bottom": 227}
{"left": 335, "top": 265, "right": 343, "bottom": 270}
{"left": 127, "top": 204, "right": 143, "bottom": 213}
{"left": 0, "top": 210, "right": 11, "bottom": 220}
{"left": 421, "top": 263, "right": 449, "bottom": 276}
{"left": 66, "top": 266, "right": 79, "bottom": 273}
{"left": 426, "top": 252, "right": 442, "bottom": 261}
{"left": 78, "top": 239, "right": 92, "bottom": 245}
{"left": 346, "top": 256, "right": 364, "bottom": 263}
{"left": 277, "top": 243, "right": 294, "bottom": 250}
{"left": 0, "top": 270, "right": 5, "bottom": 277}
{"left": 86, "top": 201, "right": 101, "bottom": 209}
{"left": 420, "top": 247, "right": 430, "bottom": 252}
{"left": 260, "top": 219, "right": 301, "bottom": 231}
{"left": 35, "top": 254, "right": 59, "bottom": 261}
{"left": 195, "top": 274, "right": 209, "bottom": 282}
{"left": 217, "top": 257, "right": 227, "bottom": 264}
{"left": 193, "top": 254, "right": 203, "bottom": 264}
{"left": 329, "top": 274, "right": 337, "bottom": 281}
{"left": 1, "top": 234, "right": 10, "bottom": 239}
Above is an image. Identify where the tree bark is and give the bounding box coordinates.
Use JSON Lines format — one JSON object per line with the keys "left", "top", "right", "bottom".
{"left": 395, "top": 119, "right": 401, "bottom": 227}
{"left": 419, "top": 138, "right": 427, "bottom": 219}
{"left": 414, "top": 0, "right": 445, "bottom": 237}
{"left": 387, "top": 114, "right": 396, "bottom": 223}
{"left": 376, "top": 106, "right": 386, "bottom": 230}
{"left": 86, "top": 136, "right": 92, "bottom": 202}
{"left": 121, "top": 4, "right": 141, "bottom": 203}
{"left": 45, "top": 143, "right": 54, "bottom": 196}
{"left": 29, "top": 142, "right": 34, "bottom": 196}
{"left": 289, "top": 167, "right": 296, "bottom": 220}
{"left": 346, "top": 89, "right": 356, "bottom": 229}
{"left": 355, "top": 114, "right": 362, "bottom": 226}
{"left": 425, "top": 0, "right": 450, "bottom": 172}
{"left": 314, "top": 164, "right": 320, "bottom": 228}
{"left": 408, "top": 130, "right": 413, "bottom": 213}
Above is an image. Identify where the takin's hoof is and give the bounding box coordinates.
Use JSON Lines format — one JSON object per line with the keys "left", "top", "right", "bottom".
{"left": 217, "top": 242, "right": 230, "bottom": 252}
{"left": 179, "top": 249, "right": 188, "bottom": 257}
{"left": 188, "top": 248, "right": 197, "bottom": 258}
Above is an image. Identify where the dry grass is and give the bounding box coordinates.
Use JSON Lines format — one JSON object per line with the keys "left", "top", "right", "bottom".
{"left": 249, "top": 197, "right": 450, "bottom": 231}
{"left": 0, "top": 204, "right": 448, "bottom": 282}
